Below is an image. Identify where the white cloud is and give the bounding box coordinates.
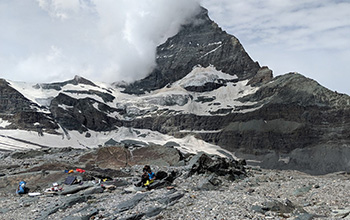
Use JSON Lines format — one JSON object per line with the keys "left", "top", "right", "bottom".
{"left": 0, "top": 0, "right": 200, "bottom": 83}
{"left": 36, "top": 0, "right": 83, "bottom": 20}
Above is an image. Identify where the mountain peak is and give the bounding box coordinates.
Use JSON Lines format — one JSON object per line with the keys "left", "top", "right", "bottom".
{"left": 72, "top": 75, "right": 96, "bottom": 86}
{"left": 123, "top": 6, "right": 260, "bottom": 94}
{"left": 33, "top": 75, "right": 97, "bottom": 91}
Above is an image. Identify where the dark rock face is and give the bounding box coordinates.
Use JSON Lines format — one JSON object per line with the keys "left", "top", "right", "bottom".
{"left": 0, "top": 79, "right": 32, "bottom": 114}
{"left": 222, "top": 73, "right": 350, "bottom": 153}
{"left": 0, "top": 79, "right": 59, "bottom": 133}
{"left": 203, "top": 74, "right": 350, "bottom": 174}
{"left": 123, "top": 7, "right": 260, "bottom": 94}
{"left": 49, "top": 93, "right": 120, "bottom": 132}
{"left": 184, "top": 78, "right": 238, "bottom": 92}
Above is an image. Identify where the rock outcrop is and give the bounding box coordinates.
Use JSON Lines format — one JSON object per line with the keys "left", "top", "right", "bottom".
{"left": 49, "top": 93, "right": 120, "bottom": 132}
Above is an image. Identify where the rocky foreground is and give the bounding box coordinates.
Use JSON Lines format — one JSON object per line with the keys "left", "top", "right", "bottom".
{"left": 0, "top": 147, "right": 349, "bottom": 220}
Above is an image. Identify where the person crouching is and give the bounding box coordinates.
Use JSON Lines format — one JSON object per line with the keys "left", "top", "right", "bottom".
{"left": 144, "top": 165, "right": 155, "bottom": 187}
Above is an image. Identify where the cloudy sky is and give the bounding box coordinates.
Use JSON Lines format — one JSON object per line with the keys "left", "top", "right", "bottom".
{"left": 0, "top": 0, "right": 349, "bottom": 94}
{"left": 201, "top": 0, "right": 350, "bottom": 95}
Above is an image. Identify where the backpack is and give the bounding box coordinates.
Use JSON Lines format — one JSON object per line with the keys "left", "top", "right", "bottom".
{"left": 16, "top": 181, "right": 26, "bottom": 194}
{"left": 155, "top": 171, "right": 168, "bottom": 180}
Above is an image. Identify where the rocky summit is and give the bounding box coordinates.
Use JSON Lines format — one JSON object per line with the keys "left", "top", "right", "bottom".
{"left": 0, "top": 5, "right": 350, "bottom": 219}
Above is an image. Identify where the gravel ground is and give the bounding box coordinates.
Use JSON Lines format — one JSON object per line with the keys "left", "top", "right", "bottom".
{"left": 159, "top": 168, "right": 350, "bottom": 219}
{"left": 0, "top": 165, "right": 349, "bottom": 220}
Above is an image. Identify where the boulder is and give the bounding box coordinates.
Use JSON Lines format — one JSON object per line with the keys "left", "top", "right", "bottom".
{"left": 60, "top": 184, "right": 92, "bottom": 195}
{"left": 63, "top": 206, "right": 99, "bottom": 220}
{"left": 119, "top": 213, "right": 145, "bottom": 220}
{"left": 145, "top": 207, "right": 164, "bottom": 218}
{"left": 197, "top": 173, "right": 222, "bottom": 190}
{"left": 116, "top": 193, "right": 148, "bottom": 213}
{"left": 82, "top": 186, "right": 104, "bottom": 195}
{"left": 186, "top": 152, "right": 246, "bottom": 180}
{"left": 252, "top": 199, "right": 306, "bottom": 215}
{"left": 38, "top": 195, "right": 91, "bottom": 220}
{"left": 158, "top": 191, "right": 185, "bottom": 206}
{"left": 80, "top": 145, "right": 182, "bottom": 169}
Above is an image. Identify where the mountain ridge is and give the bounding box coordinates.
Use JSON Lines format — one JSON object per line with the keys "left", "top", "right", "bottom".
{"left": 0, "top": 6, "right": 349, "bottom": 175}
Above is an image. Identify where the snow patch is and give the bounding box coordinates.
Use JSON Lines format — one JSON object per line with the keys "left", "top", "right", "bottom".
{"left": 179, "top": 129, "right": 222, "bottom": 133}
{"left": 200, "top": 44, "right": 223, "bottom": 58}
{"left": 92, "top": 102, "right": 100, "bottom": 111}
{"left": 0, "top": 127, "right": 236, "bottom": 159}
{"left": 174, "top": 65, "right": 237, "bottom": 88}
{"left": 208, "top": 41, "right": 222, "bottom": 46}
{"left": 0, "top": 118, "right": 11, "bottom": 128}
{"left": 58, "top": 104, "right": 73, "bottom": 110}
{"left": 8, "top": 80, "right": 113, "bottom": 107}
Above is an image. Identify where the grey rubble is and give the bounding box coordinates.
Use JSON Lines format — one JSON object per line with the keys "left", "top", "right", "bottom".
{"left": 0, "top": 148, "right": 349, "bottom": 220}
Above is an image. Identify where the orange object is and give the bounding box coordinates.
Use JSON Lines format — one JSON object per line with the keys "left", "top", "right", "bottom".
{"left": 68, "top": 169, "right": 74, "bottom": 173}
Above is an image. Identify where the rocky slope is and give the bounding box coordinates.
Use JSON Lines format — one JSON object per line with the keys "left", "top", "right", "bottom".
{"left": 0, "top": 6, "right": 350, "bottom": 176}
{"left": 0, "top": 147, "right": 349, "bottom": 220}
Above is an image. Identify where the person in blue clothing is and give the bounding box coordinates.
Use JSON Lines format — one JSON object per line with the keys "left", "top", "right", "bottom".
{"left": 16, "top": 181, "right": 28, "bottom": 194}
{"left": 135, "top": 165, "right": 155, "bottom": 187}
{"left": 144, "top": 165, "right": 155, "bottom": 187}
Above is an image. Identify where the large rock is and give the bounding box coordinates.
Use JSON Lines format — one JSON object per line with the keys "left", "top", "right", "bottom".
{"left": 38, "top": 195, "right": 91, "bottom": 220}
{"left": 186, "top": 152, "right": 246, "bottom": 180}
{"left": 116, "top": 193, "right": 148, "bottom": 213}
{"left": 79, "top": 145, "right": 182, "bottom": 169}
{"left": 197, "top": 173, "right": 222, "bottom": 190}
{"left": 63, "top": 206, "right": 99, "bottom": 220}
